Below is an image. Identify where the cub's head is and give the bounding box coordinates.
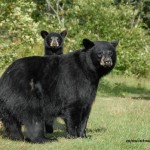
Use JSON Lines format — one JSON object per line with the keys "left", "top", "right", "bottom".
{"left": 82, "top": 39, "right": 118, "bottom": 70}
{"left": 41, "top": 30, "right": 67, "bottom": 48}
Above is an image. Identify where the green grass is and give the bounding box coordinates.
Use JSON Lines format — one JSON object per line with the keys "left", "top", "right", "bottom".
{"left": 99, "top": 74, "right": 150, "bottom": 99}
{"left": 0, "top": 75, "right": 150, "bottom": 150}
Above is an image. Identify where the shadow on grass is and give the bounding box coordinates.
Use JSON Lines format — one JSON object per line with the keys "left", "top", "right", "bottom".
{"left": 132, "top": 96, "right": 150, "bottom": 100}
{"left": 87, "top": 127, "right": 107, "bottom": 133}
{"left": 0, "top": 121, "right": 107, "bottom": 141}
{"left": 98, "top": 79, "right": 150, "bottom": 100}
{"left": 47, "top": 122, "right": 107, "bottom": 139}
{"left": 47, "top": 131, "right": 66, "bottom": 139}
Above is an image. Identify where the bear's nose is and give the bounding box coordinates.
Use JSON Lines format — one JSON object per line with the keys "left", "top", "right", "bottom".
{"left": 105, "top": 61, "right": 111, "bottom": 65}
{"left": 52, "top": 42, "right": 58, "bottom": 46}
{"left": 104, "top": 58, "right": 112, "bottom": 67}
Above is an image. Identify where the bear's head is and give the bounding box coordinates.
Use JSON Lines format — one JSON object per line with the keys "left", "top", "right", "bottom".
{"left": 41, "top": 30, "right": 67, "bottom": 49}
{"left": 82, "top": 38, "right": 118, "bottom": 71}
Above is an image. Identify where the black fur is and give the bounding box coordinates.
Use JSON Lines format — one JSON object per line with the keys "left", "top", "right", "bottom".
{"left": 41, "top": 30, "right": 67, "bottom": 56}
{"left": 0, "top": 39, "right": 118, "bottom": 143}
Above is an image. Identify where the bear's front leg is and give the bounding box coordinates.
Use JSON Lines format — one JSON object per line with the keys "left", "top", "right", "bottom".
{"left": 64, "top": 105, "right": 91, "bottom": 138}
{"left": 63, "top": 107, "right": 80, "bottom": 138}
{"left": 64, "top": 107, "right": 85, "bottom": 138}
{"left": 77, "top": 105, "right": 91, "bottom": 138}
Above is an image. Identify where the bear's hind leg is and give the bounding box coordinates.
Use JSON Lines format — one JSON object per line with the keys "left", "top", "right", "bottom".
{"left": 45, "top": 117, "right": 55, "bottom": 134}
{"left": 45, "top": 123, "right": 53, "bottom": 134}
{"left": 3, "top": 117, "right": 24, "bottom": 141}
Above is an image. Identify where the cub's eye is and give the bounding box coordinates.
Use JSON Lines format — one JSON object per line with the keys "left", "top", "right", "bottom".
{"left": 98, "top": 52, "right": 103, "bottom": 57}
{"left": 109, "top": 51, "right": 113, "bottom": 56}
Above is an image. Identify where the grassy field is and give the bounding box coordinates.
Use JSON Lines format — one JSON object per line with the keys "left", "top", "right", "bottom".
{"left": 0, "top": 75, "right": 150, "bottom": 150}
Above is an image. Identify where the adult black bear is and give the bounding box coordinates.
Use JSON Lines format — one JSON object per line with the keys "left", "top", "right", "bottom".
{"left": 0, "top": 39, "right": 118, "bottom": 143}
{"left": 41, "top": 30, "right": 67, "bottom": 56}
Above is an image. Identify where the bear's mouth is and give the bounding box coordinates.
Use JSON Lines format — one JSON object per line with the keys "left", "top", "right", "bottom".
{"left": 50, "top": 42, "right": 59, "bottom": 47}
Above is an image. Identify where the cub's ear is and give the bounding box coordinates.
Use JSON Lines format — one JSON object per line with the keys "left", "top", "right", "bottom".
{"left": 60, "top": 30, "right": 67, "bottom": 38}
{"left": 41, "top": 30, "right": 49, "bottom": 39}
{"left": 111, "top": 40, "right": 119, "bottom": 48}
{"left": 82, "top": 39, "right": 95, "bottom": 49}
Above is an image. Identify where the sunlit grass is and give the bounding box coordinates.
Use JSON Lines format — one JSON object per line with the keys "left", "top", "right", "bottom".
{"left": 98, "top": 74, "right": 150, "bottom": 98}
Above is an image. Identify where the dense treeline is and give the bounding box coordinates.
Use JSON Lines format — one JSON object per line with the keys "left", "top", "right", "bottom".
{"left": 0, "top": 0, "right": 150, "bottom": 77}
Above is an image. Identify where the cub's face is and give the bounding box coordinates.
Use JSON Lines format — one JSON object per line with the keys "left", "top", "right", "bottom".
{"left": 46, "top": 33, "right": 63, "bottom": 48}
{"left": 83, "top": 39, "right": 118, "bottom": 68}
{"left": 41, "top": 30, "right": 67, "bottom": 48}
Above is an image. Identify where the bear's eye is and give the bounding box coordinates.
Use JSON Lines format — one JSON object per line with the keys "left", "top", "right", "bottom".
{"left": 98, "top": 51, "right": 103, "bottom": 57}
{"left": 109, "top": 51, "right": 113, "bottom": 56}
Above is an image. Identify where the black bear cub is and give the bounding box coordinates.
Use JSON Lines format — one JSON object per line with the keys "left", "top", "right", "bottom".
{"left": 41, "top": 30, "right": 67, "bottom": 134}
{"left": 0, "top": 38, "right": 118, "bottom": 143}
{"left": 41, "top": 30, "right": 67, "bottom": 56}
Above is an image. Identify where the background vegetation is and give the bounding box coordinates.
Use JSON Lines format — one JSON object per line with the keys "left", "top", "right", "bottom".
{"left": 0, "top": 0, "right": 150, "bottom": 78}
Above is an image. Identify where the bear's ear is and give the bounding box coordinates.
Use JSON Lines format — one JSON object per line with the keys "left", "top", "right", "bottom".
{"left": 60, "top": 30, "right": 67, "bottom": 38}
{"left": 82, "top": 39, "right": 95, "bottom": 50}
{"left": 111, "top": 40, "right": 119, "bottom": 48}
{"left": 41, "top": 31, "right": 49, "bottom": 39}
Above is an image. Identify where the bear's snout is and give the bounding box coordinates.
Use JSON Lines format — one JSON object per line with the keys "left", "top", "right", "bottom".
{"left": 100, "top": 56, "right": 113, "bottom": 67}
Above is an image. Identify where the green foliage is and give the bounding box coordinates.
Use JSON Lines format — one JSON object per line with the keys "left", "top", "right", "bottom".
{"left": 64, "top": 1, "right": 150, "bottom": 77}
{"left": 114, "top": 0, "right": 150, "bottom": 31}
{"left": 0, "top": 0, "right": 39, "bottom": 71}
{"left": 0, "top": 0, "right": 150, "bottom": 77}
